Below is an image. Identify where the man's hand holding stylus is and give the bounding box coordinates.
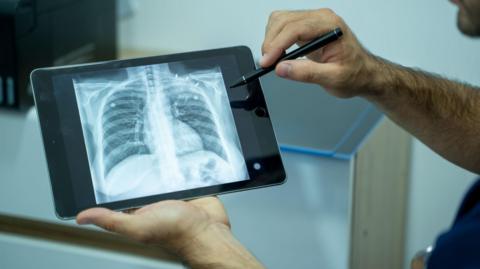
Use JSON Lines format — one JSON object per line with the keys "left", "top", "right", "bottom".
{"left": 262, "top": 9, "right": 480, "bottom": 173}
{"left": 261, "top": 8, "right": 383, "bottom": 99}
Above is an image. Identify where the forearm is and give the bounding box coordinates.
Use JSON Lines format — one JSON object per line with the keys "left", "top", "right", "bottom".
{"left": 177, "top": 224, "right": 265, "bottom": 269}
{"left": 364, "top": 56, "right": 480, "bottom": 173}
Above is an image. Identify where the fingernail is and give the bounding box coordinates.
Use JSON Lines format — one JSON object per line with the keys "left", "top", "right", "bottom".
{"left": 260, "top": 53, "right": 269, "bottom": 67}
{"left": 277, "top": 63, "right": 292, "bottom": 78}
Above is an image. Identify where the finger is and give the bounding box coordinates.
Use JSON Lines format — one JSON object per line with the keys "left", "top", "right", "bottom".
{"left": 262, "top": 20, "right": 325, "bottom": 68}
{"left": 188, "top": 196, "right": 218, "bottom": 206}
{"left": 133, "top": 199, "right": 183, "bottom": 215}
{"left": 122, "top": 207, "right": 139, "bottom": 214}
{"left": 77, "top": 207, "right": 137, "bottom": 235}
{"left": 275, "top": 59, "right": 337, "bottom": 85}
{"left": 262, "top": 9, "right": 342, "bottom": 68}
{"left": 189, "top": 197, "right": 223, "bottom": 216}
{"left": 191, "top": 197, "right": 230, "bottom": 228}
{"left": 262, "top": 16, "right": 308, "bottom": 67}
{"left": 263, "top": 11, "right": 287, "bottom": 52}
{"left": 263, "top": 10, "right": 306, "bottom": 55}
{"left": 189, "top": 197, "right": 218, "bottom": 213}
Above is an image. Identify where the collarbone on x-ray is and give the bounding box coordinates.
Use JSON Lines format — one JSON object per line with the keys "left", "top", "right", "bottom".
{"left": 73, "top": 63, "right": 248, "bottom": 204}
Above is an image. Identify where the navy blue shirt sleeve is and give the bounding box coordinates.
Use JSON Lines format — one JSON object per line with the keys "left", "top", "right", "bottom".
{"left": 427, "top": 178, "right": 480, "bottom": 269}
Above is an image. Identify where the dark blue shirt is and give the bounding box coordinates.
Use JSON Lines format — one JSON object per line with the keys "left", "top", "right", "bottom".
{"left": 428, "top": 179, "right": 480, "bottom": 268}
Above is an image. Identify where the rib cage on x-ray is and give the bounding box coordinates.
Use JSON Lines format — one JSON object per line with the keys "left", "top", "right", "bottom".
{"left": 73, "top": 63, "right": 248, "bottom": 204}
{"left": 167, "top": 78, "right": 227, "bottom": 160}
{"left": 102, "top": 84, "right": 150, "bottom": 178}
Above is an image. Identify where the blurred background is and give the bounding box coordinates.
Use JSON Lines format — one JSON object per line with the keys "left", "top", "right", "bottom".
{"left": 1, "top": 0, "right": 479, "bottom": 268}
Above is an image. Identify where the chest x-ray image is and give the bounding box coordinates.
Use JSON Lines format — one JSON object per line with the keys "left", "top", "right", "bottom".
{"left": 73, "top": 62, "right": 249, "bottom": 204}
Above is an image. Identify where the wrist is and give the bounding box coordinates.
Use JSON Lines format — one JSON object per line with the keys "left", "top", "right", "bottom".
{"left": 175, "top": 223, "right": 264, "bottom": 269}
{"left": 358, "top": 54, "right": 393, "bottom": 99}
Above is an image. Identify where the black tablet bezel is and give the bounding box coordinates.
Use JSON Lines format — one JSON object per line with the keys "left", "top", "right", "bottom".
{"left": 31, "top": 46, "right": 286, "bottom": 219}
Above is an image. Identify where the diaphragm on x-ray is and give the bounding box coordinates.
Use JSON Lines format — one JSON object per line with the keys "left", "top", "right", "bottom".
{"left": 73, "top": 62, "right": 248, "bottom": 204}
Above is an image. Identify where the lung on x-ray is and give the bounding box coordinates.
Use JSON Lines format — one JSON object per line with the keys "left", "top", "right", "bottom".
{"left": 72, "top": 62, "right": 249, "bottom": 204}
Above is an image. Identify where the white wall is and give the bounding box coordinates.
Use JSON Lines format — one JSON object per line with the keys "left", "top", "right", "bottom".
{"left": 118, "top": 0, "right": 480, "bottom": 268}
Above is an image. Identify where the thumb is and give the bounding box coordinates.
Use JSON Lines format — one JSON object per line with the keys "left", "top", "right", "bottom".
{"left": 77, "top": 208, "right": 139, "bottom": 237}
{"left": 275, "top": 59, "right": 337, "bottom": 85}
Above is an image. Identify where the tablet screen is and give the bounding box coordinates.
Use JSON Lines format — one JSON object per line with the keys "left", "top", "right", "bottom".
{"left": 33, "top": 47, "right": 286, "bottom": 218}
{"left": 58, "top": 59, "right": 249, "bottom": 204}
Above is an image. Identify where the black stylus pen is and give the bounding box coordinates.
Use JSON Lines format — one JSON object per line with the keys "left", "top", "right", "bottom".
{"left": 229, "top": 27, "right": 343, "bottom": 88}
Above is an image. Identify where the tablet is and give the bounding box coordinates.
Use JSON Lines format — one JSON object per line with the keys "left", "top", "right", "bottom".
{"left": 31, "top": 46, "right": 286, "bottom": 219}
